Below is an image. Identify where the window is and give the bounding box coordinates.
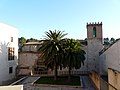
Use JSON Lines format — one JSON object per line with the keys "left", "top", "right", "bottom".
{"left": 93, "top": 27, "right": 96, "bottom": 37}
{"left": 8, "top": 47, "right": 15, "bottom": 60}
{"left": 11, "top": 37, "right": 13, "bottom": 42}
{"left": 9, "top": 67, "right": 13, "bottom": 74}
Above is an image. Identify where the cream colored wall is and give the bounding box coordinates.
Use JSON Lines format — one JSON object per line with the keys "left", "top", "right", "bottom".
{"left": 18, "top": 52, "right": 39, "bottom": 75}
{"left": 108, "top": 68, "right": 120, "bottom": 90}
{"left": 0, "top": 85, "right": 23, "bottom": 90}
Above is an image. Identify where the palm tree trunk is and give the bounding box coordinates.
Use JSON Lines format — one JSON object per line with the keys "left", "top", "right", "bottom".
{"left": 54, "top": 60, "right": 57, "bottom": 80}
{"left": 68, "top": 62, "right": 71, "bottom": 81}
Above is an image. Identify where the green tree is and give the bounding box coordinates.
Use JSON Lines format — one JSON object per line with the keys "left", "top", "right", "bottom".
{"left": 62, "top": 39, "right": 86, "bottom": 80}
{"left": 26, "top": 38, "right": 39, "bottom": 42}
{"left": 110, "top": 37, "right": 115, "bottom": 44}
{"left": 38, "top": 30, "right": 67, "bottom": 80}
{"left": 104, "top": 37, "right": 110, "bottom": 45}
{"left": 18, "top": 37, "right": 26, "bottom": 51}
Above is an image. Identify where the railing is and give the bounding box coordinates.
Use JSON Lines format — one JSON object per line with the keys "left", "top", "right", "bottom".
{"left": 10, "top": 77, "right": 27, "bottom": 85}
{"left": 34, "top": 70, "right": 89, "bottom": 76}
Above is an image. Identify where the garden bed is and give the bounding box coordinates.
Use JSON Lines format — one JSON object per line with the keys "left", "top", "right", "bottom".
{"left": 34, "top": 76, "right": 81, "bottom": 86}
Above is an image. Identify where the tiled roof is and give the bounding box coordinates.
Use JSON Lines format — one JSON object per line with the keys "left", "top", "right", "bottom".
{"left": 24, "top": 42, "right": 43, "bottom": 45}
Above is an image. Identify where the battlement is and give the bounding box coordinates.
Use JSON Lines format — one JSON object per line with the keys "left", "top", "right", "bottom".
{"left": 87, "top": 22, "right": 102, "bottom": 26}
{"left": 86, "top": 21, "right": 103, "bottom": 42}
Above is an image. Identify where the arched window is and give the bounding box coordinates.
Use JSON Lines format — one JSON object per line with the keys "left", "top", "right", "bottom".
{"left": 93, "top": 27, "right": 96, "bottom": 37}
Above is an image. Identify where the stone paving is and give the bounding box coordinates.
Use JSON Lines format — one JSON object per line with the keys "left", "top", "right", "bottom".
{"left": 21, "top": 76, "right": 40, "bottom": 90}
{"left": 81, "top": 76, "right": 96, "bottom": 90}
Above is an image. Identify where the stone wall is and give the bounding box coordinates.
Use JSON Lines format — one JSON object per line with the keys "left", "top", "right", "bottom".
{"left": 18, "top": 52, "right": 39, "bottom": 75}
{"left": 87, "top": 22, "right": 102, "bottom": 41}
{"left": 87, "top": 39, "right": 103, "bottom": 72}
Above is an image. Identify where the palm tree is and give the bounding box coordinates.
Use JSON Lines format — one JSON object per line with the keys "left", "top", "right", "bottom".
{"left": 62, "top": 39, "right": 86, "bottom": 80}
{"left": 38, "top": 30, "right": 67, "bottom": 80}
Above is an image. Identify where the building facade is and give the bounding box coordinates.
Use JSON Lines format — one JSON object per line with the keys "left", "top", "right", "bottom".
{"left": 0, "top": 23, "right": 18, "bottom": 85}
{"left": 18, "top": 42, "right": 47, "bottom": 75}
{"left": 18, "top": 52, "right": 39, "bottom": 75}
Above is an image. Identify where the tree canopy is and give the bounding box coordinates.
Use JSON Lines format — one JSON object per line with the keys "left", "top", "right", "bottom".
{"left": 38, "top": 30, "right": 86, "bottom": 81}
{"left": 62, "top": 39, "right": 86, "bottom": 80}
{"left": 38, "top": 30, "right": 67, "bottom": 80}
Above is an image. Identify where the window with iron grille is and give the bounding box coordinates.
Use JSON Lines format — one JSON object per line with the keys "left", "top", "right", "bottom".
{"left": 8, "top": 47, "right": 15, "bottom": 60}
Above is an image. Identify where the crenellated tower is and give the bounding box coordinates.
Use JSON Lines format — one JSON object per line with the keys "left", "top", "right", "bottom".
{"left": 86, "top": 22, "right": 103, "bottom": 73}
{"left": 87, "top": 22, "right": 102, "bottom": 42}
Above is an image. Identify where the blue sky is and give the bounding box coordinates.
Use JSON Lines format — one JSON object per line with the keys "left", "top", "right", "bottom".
{"left": 0, "top": 0, "right": 120, "bottom": 39}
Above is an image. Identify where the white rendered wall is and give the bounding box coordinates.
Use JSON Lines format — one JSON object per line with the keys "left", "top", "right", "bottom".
{"left": 0, "top": 23, "right": 18, "bottom": 85}
{"left": 99, "top": 40, "right": 120, "bottom": 75}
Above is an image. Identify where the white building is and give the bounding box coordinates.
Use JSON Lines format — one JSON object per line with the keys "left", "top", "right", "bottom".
{"left": 0, "top": 23, "right": 18, "bottom": 85}
{"left": 99, "top": 39, "right": 120, "bottom": 75}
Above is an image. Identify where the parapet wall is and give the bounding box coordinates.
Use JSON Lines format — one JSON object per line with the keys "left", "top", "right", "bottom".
{"left": 87, "top": 22, "right": 102, "bottom": 26}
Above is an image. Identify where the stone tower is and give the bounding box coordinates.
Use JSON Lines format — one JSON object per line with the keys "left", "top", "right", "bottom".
{"left": 86, "top": 22, "right": 103, "bottom": 72}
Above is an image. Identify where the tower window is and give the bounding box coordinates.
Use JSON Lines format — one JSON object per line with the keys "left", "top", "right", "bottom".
{"left": 93, "top": 27, "right": 96, "bottom": 37}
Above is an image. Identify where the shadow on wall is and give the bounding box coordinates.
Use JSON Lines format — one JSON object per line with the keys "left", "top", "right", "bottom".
{"left": 0, "top": 42, "right": 18, "bottom": 85}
